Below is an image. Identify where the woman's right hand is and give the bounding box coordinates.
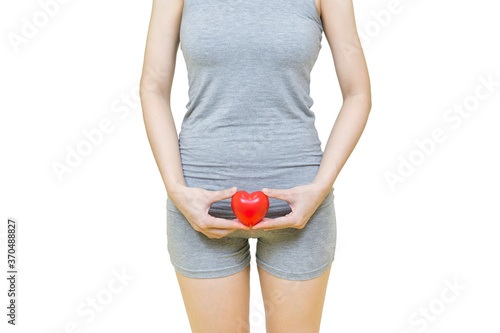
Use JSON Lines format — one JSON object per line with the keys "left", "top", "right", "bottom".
{"left": 168, "top": 184, "right": 250, "bottom": 239}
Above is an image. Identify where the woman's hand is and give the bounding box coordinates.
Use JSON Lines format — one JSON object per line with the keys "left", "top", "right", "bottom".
{"left": 169, "top": 185, "right": 250, "bottom": 239}
{"left": 251, "top": 183, "right": 331, "bottom": 231}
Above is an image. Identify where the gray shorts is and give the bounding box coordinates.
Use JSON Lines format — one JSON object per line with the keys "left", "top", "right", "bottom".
{"left": 166, "top": 187, "right": 336, "bottom": 281}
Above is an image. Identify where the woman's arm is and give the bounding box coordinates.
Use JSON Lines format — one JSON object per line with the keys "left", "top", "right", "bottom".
{"left": 140, "top": 0, "right": 249, "bottom": 238}
{"left": 252, "top": 0, "right": 372, "bottom": 231}
{"left": 311, "top": 0, "right": 372, "bottom": 191}
{"left": 140, "top": 0, "right": 186, "bottom": 196}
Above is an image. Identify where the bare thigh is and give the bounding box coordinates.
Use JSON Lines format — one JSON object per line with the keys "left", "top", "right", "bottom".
{"left": 175, "top": 264, "right": 251, "bottom": 333}
{"left": 257, "top": 264, "right": 333, "bottom": 333}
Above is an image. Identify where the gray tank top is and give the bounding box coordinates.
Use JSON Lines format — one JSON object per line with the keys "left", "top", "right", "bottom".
{"left": 178, "top": 0, "right": 325, "bottom": 216}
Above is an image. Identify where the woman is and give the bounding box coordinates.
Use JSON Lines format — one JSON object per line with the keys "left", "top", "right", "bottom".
{"left": 140, "top": 0, "right": 371, "bottom": 331}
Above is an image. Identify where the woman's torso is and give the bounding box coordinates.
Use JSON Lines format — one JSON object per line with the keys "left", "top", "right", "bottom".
{"left": 178, "top": 0, "right": 325, "bottom": 216}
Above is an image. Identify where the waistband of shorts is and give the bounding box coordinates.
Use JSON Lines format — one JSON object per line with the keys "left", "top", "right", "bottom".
{"left": 206, "top": 187, "right": 334, "bottom": 218}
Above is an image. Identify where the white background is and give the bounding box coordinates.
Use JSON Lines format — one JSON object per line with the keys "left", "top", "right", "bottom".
{"left": 1, "top": 0, "right": 499, "bottom": 332}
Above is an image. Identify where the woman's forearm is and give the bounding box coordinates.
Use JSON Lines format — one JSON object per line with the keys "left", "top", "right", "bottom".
{"left": 312, "top": 93, "right": 372, "bottom": 191}
{"left": 140, "top": 90, "right": 186, "bottom": 195}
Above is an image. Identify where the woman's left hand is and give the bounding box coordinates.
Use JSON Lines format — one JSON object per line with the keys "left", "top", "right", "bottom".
{"left": 251, "top": 182, "right": 331, "bottom": 231}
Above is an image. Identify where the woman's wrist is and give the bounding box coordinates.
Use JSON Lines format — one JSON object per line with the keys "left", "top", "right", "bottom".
{"left": 166, "top": 179, "right": 187, "bottom": 198}
{"left": 310, "top": 178, "right": 334, "bottom": 196}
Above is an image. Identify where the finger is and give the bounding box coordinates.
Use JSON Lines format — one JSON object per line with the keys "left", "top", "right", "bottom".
{"left": 206, "top": 215, "right": 251, "bottom": 230}
{"left": 210, "top": 186, "right": 238, "bottom": 203}
{"left": 251, "top": 214, "right": 295, "bottom": 230}
{"left": 203, "top": 220, "right": 248, "bottom": 238}
{"left": 203, "top": 228, "right": 234, "bottom": 239}
{"left": 262, "top": 187, "right": 289, "bottom": 201}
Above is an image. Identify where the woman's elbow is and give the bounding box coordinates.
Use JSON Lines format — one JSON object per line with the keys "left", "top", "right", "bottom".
{"left": 139, "top": 73, "right": 170, "bottom": 102}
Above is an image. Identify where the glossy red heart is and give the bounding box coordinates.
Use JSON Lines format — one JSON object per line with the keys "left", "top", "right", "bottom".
{"left": 231, "top": 191, "right": 269, "bottom": 227}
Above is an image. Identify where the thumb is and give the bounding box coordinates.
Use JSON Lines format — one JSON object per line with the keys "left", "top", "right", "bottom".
{"left": 261, "top": 187, "right": 286, "bottom": 199}
{"left": 211, "top": 186, "right": 238, "bottom": 202}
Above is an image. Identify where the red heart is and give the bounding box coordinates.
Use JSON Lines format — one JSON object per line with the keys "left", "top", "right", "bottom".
{"left": 231, "top": 191, "right": 269, "bottom": 227}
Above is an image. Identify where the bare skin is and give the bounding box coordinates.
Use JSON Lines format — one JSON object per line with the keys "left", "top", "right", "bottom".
{"left": 140, "top": 0, "right": 371, "bottom": 331}
{"left": 257, "top": 264, "right": 333, "bottom": 333}
{"left": 175, "top": 266, "right": 252, "bottom": 332}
